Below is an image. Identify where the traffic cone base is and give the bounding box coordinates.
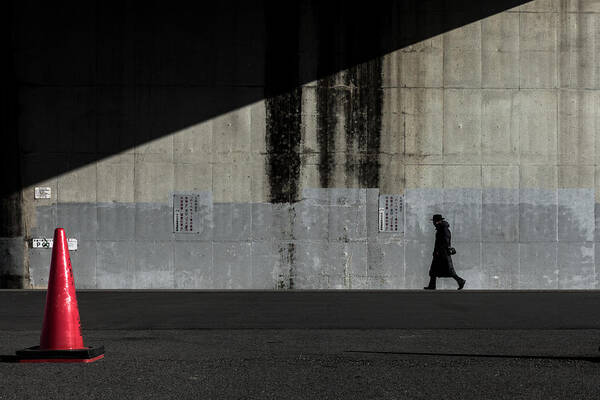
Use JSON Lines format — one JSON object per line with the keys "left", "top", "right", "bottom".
{"left": 18, "top": 356, "right": 104, "bottom": 364}
{"left": 16, "top": 345, "right": 105, "bottom": 363}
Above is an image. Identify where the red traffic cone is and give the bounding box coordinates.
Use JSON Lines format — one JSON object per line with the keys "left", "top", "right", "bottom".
{"left": 16, "top": 228, "right": 104, "bottom": 363}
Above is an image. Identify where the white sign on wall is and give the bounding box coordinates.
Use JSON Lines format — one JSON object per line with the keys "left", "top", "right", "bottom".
{"left": 32, "top": 238, "right": 78, "bottom": 251}
{"left": 34, "top": 187, "right": 51, "bottom": 199}
{"left": 378, "top": 194, "right": 403, "bottom": 233}
{"left": 173, "top": 194, "right": 201, "bottom": 233}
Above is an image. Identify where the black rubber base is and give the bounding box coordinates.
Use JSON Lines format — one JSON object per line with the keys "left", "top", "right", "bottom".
{"left": 16, "top": 345, "right": 104, "bottom": 360}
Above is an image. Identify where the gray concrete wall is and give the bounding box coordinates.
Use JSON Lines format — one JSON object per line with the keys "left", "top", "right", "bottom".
{"left": 11, "top": 0, "right": 600, "bottom": 289}
{"left": 25, "top": 186, "right": 600, "bottom": 290}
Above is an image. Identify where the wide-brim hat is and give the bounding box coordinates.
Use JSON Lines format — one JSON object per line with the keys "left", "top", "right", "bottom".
{"left": 431, "top": 214, "right": 444, "bottom": 222}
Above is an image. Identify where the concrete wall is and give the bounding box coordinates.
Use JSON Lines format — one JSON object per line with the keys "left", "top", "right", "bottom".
{"left": 10, "top": 0, "right": 600, "bottom": 289}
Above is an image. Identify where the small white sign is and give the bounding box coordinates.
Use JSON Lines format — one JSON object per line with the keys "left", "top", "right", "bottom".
{"left": 34, "top": 187, "right": 52, "bottom": 199}
{"left": 173, "top": 194, "right": 201, "bottom": 233}
{"left": 32, "top": 238, "right": 78, "bottom": 251}
{"left": 378, "top": 194, "right": 403, "bottom": 233}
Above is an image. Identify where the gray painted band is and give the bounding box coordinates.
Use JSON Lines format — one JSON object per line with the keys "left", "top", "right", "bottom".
{"left": 27, "top": 188, "right": 599, "bottom": 290}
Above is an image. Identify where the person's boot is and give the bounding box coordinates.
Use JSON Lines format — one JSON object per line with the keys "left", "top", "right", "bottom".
{"left": 457, "top": 278, "right": 466, "bottom": 290}
{"left": 424, "top": 277, "right": 436, "bottom": 290}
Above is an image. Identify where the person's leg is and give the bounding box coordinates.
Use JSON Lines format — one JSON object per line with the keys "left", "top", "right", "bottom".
{"left": 424, "top": 274, "right": 436, "bottom": 289}
{"left": 450, "top": 273, "right": 466, "bottom": 290}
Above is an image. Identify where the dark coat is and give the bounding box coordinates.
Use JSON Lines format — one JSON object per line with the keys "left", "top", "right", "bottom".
{"left": 429, "top": 221, "right": 456, "bottom": 277}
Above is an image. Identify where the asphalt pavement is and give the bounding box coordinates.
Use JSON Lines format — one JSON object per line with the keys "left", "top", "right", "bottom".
{"left": 2, "top": 290, "right": 600, "bottom": 330}
{"left": 1, "top": 329, "right": 599, "bottom": 399}
{"left": 1, "top": 290, "right": 599, "bottom": 398}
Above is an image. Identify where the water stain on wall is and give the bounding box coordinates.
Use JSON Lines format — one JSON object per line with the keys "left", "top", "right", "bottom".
{"left": 265, "top": 94, "right": 302, "bottom": 203}
{"left": 346, "top": 59, "right": 383, "bottom": 188}
{"left": 287, "top": 242, "right": 297, "bottom": 289}
{"left": 316, "top": 77, "right": 338, "bottom": 188}
{"left": 315, "top": 3, "right": 384, "bottom": 190}
{"left": 314, "top": 3, "right": 340, "bottom": 189}
{"left": 264, "top": 3, "right": 302, "bottom": 204}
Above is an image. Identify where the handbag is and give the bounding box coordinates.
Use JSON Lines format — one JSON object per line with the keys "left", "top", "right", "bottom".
{"left": 447, "top": 247, "right": 456, "bottom": 255}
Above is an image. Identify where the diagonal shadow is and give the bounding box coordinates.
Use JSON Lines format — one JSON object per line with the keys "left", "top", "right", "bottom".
{"left": 345, "top": 350, "right": 600, "bottom": 363}
{"left": 2, "top": 0, "right": 534, "bottom": 199}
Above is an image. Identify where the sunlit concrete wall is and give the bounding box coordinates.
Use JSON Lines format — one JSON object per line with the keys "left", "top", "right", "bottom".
{"left": 21, "top": 0, "right": 600, "bottom": 289}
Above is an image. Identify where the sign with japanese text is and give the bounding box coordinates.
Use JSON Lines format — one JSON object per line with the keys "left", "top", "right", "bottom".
{"left": 173, "top": 194, "right": 201, "bottom": 233}
{"left": 32, "top": 238, "right": 78, "bottom": 251}
{"left": 378, "top": 194, "right": 402, "bottom": 233}
{"left": 34, "top": 187, "right": 51, "bottom": 199}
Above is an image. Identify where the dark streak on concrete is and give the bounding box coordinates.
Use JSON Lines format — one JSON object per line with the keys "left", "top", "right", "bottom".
{"left": 344, "top": 2, "right": 384, "bottom": 188}
{"left": 288, "top": 242, "right": 296, "bottom": 290}
{"left": 287, "top": 203, "right": 297, "bottom": 290}
{"left": 346, "top": 59, "right": 383, "bottom": 188}
{"left": 316, "top": 4, "right": 384, "bottom": 189}
{"left": 277, "top": 245, "right": 288, "bottom": 290}
{"left": 316, "top": 77, "right": 338, "bottom": 188}
{"left": 265, "top": 94, "right": 302, "bottom": 203}
{"left": 315, "top": 2, "right": 345, "bottom": 189}
{"left": 264, "top": 2, "right": 302, "bottom": 203}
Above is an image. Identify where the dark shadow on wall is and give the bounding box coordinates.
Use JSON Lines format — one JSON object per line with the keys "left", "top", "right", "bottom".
{"left": 4, "top": 0, "right": 534, "bottom": 199}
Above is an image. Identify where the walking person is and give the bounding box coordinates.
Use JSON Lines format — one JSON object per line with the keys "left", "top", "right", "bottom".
{"left": 424, "top": 214, "right": 466, "bottom": 290}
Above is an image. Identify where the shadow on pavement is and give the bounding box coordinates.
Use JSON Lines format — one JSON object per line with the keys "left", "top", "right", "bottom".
{"left": 345, "top": 350, "right": 600, "bottom": 363}
{"left": 4, "top": 351, "right": 599, "bottom": 363}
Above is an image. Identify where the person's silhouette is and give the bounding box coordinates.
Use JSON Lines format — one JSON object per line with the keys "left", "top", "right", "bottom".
{"left": 424, "top": 214, "right": 466, "bottom": 290}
